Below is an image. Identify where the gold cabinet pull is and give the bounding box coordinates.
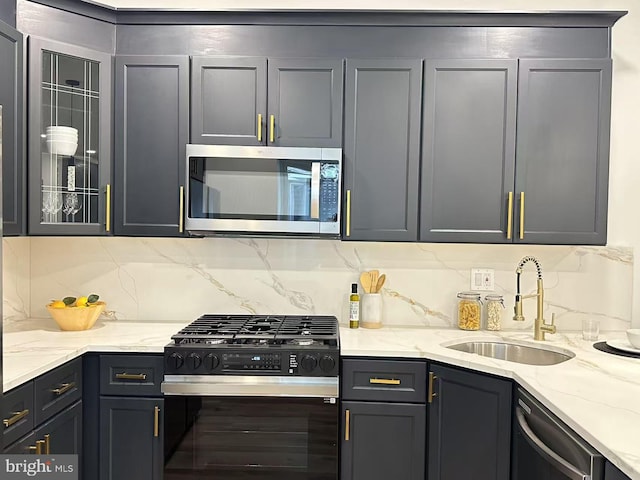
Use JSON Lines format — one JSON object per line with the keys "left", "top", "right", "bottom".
{"left": 346, "top": 189, "right": 351, "bottom": 237}
{"left": 369, "top": 378, "right": 400, "bottom": 385}
{"left": 428, "top": 372, "right": 437, "bottom": 404}
{"left": 3, "top": 409, "right": 29, "bottom": 427}
{"left": 269, "top": 114, "right": 275, "bottom": 143}
{"left": 36, "top": 440, "right": 45, "bottom": 454}
{"left": 154, "top": 405, "right": 160, "bottom": 437}
{"left": 507, "top": 191, "right": 514, "bottom": 239}
{"left": 519, "top": 192, "right": 525, "bottom": 240}
{"left": 44, "top": 434, "right": 50, "bottom": 454}
{"left": 51, "top": 382, "right": 75, "bottom": 396}
{"left": 178, "top": 185, "right": 185, "bottom": 233}
{"left": 105, "top": 184, "right": 111, "bottom": 232}
{"left": 257, "top": 113, "right": 263, "bottom": 142}
{"left": 344, "top": 409, "right": 350, "bottom": 441}
{"left": 115, "top": 372, "right": 147, "bottom": 381}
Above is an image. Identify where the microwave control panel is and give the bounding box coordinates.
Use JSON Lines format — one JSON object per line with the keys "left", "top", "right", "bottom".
{"left": 320, "top": 163, "right": 340, "bottom": 222}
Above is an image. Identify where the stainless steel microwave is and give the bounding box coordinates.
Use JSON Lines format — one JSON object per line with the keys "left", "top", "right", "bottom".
{"left": 185, "top": 144, "right": 342, "bottom": 236}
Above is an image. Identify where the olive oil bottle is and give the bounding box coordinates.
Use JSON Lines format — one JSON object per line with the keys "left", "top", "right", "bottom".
{"left": 349, "top": 283, "right": 360, "bottom": 328}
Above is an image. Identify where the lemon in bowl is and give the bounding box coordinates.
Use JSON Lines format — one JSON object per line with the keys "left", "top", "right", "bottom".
{"left": 46, "top": 294, "right": 105, "bottom": 331}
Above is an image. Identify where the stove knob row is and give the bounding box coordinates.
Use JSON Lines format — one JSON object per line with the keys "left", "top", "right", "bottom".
{"left": 167, "top": 352, "right": 219, "bottom": 372}
{"left": 300, "top": 354, "right": 336, "bottom": 374}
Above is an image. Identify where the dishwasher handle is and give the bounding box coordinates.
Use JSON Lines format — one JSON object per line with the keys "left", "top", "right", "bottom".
{"left": 516, "top": 407, "right": 589, "bottom": 480}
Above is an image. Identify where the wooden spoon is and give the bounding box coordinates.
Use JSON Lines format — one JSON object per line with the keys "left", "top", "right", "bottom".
{"left": 359, "top": 272, "right": 372, "bottom": 294}
{"left": 374, "top": 274, "right": 386, "bottom": 293}
{"left": 370, "top": 270, "right": 379, "bottom": 293}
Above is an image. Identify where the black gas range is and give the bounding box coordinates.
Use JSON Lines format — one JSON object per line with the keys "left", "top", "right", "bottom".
{"left": 162, "top": 314, "right": 340, "bottom": 398}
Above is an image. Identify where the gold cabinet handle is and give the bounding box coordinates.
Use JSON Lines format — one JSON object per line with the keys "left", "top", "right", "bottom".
{"left": 51, "top": 382, "right": 75, "bottom": 396}
{"left": 44, "top": 434, "right": 50, "bottom": 454}
{"left": 344, "top": 409, "right": 350, "bottom": 441}
{"left": 178, "top": 185, "right": 185, "bottom": 233}
{"left": 369, "top": 378, "right": 400, "bottom": 385}
{"left": 346, "top": 189, "right": 351, "bottom": 237}
{"left": 3, "top": 409, "right": 29, "bottom": 427}
{"left": 115, "top": 372, "right": 147, "bottom": 381}
{"left": 257, "top": 113, "right": 263, "bottom": 142}
{"left": 105, "top": 184, "right": 111, "bottom": 232}
{"left": 29, "top": 442, "right": 43, "bottom": 455}
{"left": 154, "top": 405, "right": 160, "bottom": 437}
{"left": 507, "top": 191, "right": 513, "bottom": 240}
{"left": 519, "top": 191, "right": 525, "bottom": 240}
{"left": 269, "top": 114, "right": 275, "bottom": 143}
{"left": 428, "top": 372, "right": 437, "bottom": 404}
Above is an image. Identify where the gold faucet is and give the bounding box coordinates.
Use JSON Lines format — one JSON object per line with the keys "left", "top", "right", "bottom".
{"left": 513, "top": 256, "right": 556, "bottom": 341}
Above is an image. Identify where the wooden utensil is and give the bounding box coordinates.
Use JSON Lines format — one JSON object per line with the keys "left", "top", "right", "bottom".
{"left": 374, "top": 274, "right": 386, "bottom": 293}
{"left": 360, "top": 272, "right": 372, "bottom": 293}
{"left": 370, "top": 270, "right": 379, "bottom": 293}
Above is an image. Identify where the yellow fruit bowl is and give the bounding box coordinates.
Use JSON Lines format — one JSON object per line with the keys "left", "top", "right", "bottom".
{"left": 46, "top": 301, "right": 106, "bottom": 331}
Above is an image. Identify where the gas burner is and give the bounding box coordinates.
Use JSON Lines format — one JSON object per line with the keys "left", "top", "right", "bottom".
{"left": 206, "top": 338, "right": 227, "bottom": 345}
{"left": 300, "top": 329, "right": 311, "bottom": 336}
{"left": 289, "top": 338, "right": 316, "bottom": 346}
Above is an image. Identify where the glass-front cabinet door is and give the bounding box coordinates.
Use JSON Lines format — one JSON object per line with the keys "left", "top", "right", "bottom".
{"left": 28, "top": 37, "right": 111, "bottom": 235}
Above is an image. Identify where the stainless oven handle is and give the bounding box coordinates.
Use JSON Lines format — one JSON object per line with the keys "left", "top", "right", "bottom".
{"left": 162, "top": 375, "right": 338, "bottom": 398}
{"left": 516, "top": 407, "right": 589, "bottom": 480}
{"left": 310, "top": 162, "right": 320, "bottom": 219}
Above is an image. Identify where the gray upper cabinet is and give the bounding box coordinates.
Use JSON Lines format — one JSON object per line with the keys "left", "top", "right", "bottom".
{"left": 514, "top": 58, "right": 612, "bottom": 245}
{"left": 27, "top": 37, "right": 112, "bottom": 235}
{"left": 191, "top": 56, "right": 343, "bottom": 147}
{"left": 0, "top": 20, "right": 25, "bottom": 236}
{"left": 114, "top": 55, "right": 189, "bottom": 236}
{"left": 420, "top": 59, "right": 518, "bottom": 243}
{"left": 343, "top": 58, "right": 422, "bottom": 241}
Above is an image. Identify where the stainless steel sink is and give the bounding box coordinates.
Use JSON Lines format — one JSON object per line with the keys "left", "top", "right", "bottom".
{"left": 445, "top": 341, "right": 575, "bottom": 366}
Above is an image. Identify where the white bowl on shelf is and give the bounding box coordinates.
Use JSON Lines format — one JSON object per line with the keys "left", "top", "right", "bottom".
{"left": 46, "top": 138, "right": 78, "bottom": 156}
{"left": 46, "top": 126, "right": 78, "bottom": 135}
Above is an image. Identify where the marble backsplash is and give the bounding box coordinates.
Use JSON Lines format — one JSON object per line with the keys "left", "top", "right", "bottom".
{"left": 2, "top": 236, "right": 634, "bottom": 331}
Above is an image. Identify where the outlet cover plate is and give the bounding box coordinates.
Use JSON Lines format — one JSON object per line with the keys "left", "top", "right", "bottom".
{"left": 470, "top": 268, "right": 495, "bottom": 291}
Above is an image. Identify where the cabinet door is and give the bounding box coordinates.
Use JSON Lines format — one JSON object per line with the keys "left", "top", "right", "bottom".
{"left": 28, "top": 37, "right": 111, "bottom": 235}
{"left": 0, "top": 21, "right": 25, "bottom": 235}
{"left": 114, "top": 55, "right": 189, "bottom": 236}
{"left": 421, "top": 59, "right": 517, "bottom": 243}
{"left": 100, "top": 397, "right": 163, "bottom": 480}
{"left": 34, "top": 400, "right": 82, "bottom": 455}
{"left": 605, "top": 461, "right": 632, "bottom": 480}
{"left": 341, "top": 401, "right": 425, "bottom": 480}
{"left": 267, "top": 58, "right": 343, "bottom": 147}
{"left": 344, "top": 58, "right": 422, "bottom": 241}
{"left": 428, "top": 364, "right": 512, "bottom": 480}
{"left": 514, "top": 58, "right": 611, "bottom": 245}
{"left": 191, "top": 56, "right": 266, "bottom": 145}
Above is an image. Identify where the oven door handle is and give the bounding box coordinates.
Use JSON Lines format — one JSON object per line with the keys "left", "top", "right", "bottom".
{"left": 162, "top": 375, "right": 339, "bottom": 398}
{"left": 516, "top": 407, "right": 589, "bottom": 480}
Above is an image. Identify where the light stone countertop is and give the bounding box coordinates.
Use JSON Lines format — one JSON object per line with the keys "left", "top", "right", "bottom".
{"left": 3, "top": 318, "right": 639, "bottom": 479}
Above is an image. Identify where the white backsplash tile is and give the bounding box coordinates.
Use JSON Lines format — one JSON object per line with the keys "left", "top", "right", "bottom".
{"left": 3, "top": 236, "right": 633, "bottom": 331}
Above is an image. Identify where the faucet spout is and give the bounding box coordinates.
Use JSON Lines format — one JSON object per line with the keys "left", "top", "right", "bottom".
{"left": 513, "top": 256, "right": 556, "bottom": 341}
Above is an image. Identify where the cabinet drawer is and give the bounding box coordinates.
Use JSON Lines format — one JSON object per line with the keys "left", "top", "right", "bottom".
{"left": 34, "top": 358, "right": 82, "bottom": 426}
{"left": 3, "top": 382, "right": 35, "bottom": 446}
{"left": 341, "top": 358, "right": 427, "bottom": 403}
{"left": 100, "top": 354, "right": 164, "bottom": 397}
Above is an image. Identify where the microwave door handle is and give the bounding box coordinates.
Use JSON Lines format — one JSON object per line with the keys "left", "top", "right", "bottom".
{"left": 310, "top": 162, "right": 320, "bottom": 219}
{"left": 516, "top": 408, "right": 588, "bottom": 480}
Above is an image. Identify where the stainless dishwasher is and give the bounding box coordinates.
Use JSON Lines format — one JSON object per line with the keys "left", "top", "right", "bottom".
{"left": 512, "top": 388, "right": 604, "bottom": 480}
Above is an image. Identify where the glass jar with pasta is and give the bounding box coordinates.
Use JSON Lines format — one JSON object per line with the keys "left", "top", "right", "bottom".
{"left": 484, "top": 293, "right": 505, "bottom": 331}
{"left": 456, "top": 292, "right": 482, "bottom": 331}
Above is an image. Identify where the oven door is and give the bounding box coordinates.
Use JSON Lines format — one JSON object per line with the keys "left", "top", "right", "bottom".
{"left": 163, "top": 395, "right": 338, "bottom": 480}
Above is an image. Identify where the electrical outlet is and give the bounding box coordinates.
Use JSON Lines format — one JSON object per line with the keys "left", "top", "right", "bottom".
{"left": 470, "top": 268, "right": 495, "bottom": 291}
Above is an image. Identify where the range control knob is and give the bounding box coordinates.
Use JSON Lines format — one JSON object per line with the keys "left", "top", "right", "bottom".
{"left": 203, "top": 353, "right": 220, "bottom": 371}
{"left": 167, "top": 352, "right": 184, "bottom": 371}
{"left": 300, "top": 355, "right": 318, "bottom": 372}
{"left": 319, "top": 355, "right": 336, "bottom": 373}
{"left": 186, "top": 353, "right": 202, "bottom": 371}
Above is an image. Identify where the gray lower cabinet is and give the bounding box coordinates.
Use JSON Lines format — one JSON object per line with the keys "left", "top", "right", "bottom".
{"left": 420, "top": 59, "right": 518, "bottom": 243}
{"left": 427, "top": 363, "right": 512, "bottom": 480}
{"left": 3, "top": 358, "right": 82, "bottom": 457}
{"left": 341, "top": 358, "right": 426, "bottom": 480}
{"left": 514, "top": 58, "right": 612, "bottom": 245}
{"left": 28, "top": 36, "right": 112, "bottom": 235}
{"left": 605, "top": 461, "right": 632, "bottom": 480}
{"left": 0, "top": 19, "right": 25, "bottom": 236}
{"left": 114, "top": 55, "right": 189, "bottom": 236}
{"left": 191, "top": 56, "right": 343, "bottom": 147}
{"left": 343, "top": 58, "right": 422, "bottom": 241}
